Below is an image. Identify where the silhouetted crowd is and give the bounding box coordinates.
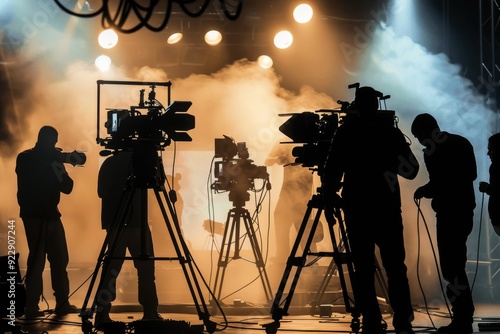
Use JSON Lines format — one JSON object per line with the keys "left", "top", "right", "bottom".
{"left": 15, "top": 86, "right": 500, "bottom": 334}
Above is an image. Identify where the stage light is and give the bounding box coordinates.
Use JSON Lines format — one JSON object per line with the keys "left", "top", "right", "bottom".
{"left": 98, "top": 29, "right": 118, "bottom": 49}
{"left": 166, "top": 18, "right": 184, "bottom": 45}
{"left": 257, "top": 55, "right": 273, "bottom": 69}
{"left": 204, "top": 30, "right": 222, "bottom": 46}
{"left": 167, "top": 32, "right": 183, "bottom": 44}
{"left": 274, "top": 30, "right": 293, "bottom": 49}
{"left": 95, "top": 55, "right": 111, "bottom": 71}
{"left": 293, "top": 4, "right": 313, "bottom": 23}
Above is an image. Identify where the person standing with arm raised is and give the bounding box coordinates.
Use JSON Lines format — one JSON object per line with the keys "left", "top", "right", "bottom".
{"left": 16, "top": 125, "right": 77, "bottom": 318}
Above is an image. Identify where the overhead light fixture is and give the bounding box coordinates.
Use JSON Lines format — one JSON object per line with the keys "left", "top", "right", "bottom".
{"left": 293, "top": 4, "right": 313, "bottom": 23}
{"left": 166, "top": 18, "right": 184, "bottom": 45}
{"left": 274, "top": 30, "right": 293, "bottom": 49}
{"left": 95, "top": 55, "right": 112, "bottom": 71}
{"left": 258, "top": 55, "right": 273, "bottom": 69}
{"left": 167, "top": 32, "right": 183, "bottom": 44}
{"left": 98, "top": 29, "right": 118, "bottom": 49}
{"left": 204, "top": 30, "right": 222, "bottom": 46}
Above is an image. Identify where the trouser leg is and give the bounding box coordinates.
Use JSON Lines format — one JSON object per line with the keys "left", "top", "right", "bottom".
{"left": 23, "top": 218, "right": 47, "bottom": 312}
{"left": 45, "top": 218, "right": 70, "bottom": 306}
{"left": 436, "top": 215, "right": 475, "bottom": 324}
{"left": 127, "top": 228, "right": 158, "bottom": 313}
{"left": 376, "top": 213, "right": 414, "bottom": 331}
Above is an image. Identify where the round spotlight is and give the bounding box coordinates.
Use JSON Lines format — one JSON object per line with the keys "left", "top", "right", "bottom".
{"left": 274, "top": 30, "right": 293, "bottom": 49}
{"left": 95, "top": 55, "right": 112, "bottom": 71}
{"left": 293, "top": 4, "right": 313, "bottom": 23}
{"left": 257, "top": 55, "right": 273, "bottom": 69}
{"left": 204, "top": 30, "right": 222, "bottom": 46}
{"left": 98, "top": 29, "right": 118, "bottom": 49}
{"left": 167, "top": 32, "right": 183, "bottom": 44}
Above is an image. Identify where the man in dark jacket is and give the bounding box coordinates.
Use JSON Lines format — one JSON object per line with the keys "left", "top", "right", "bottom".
{"left": 16, "top": 125, "right": 76, "bottom": 317}
{"left": 323, "top": 87, "right": 419, "bottom": 334}
{"left": 479, "top": 133, "right": 500, "bottom": 236}
{"left": 412, "top": 113, "right": 476, "bottom": 334}
{"left": 94, "top": 150, "right": 161, "bottom": 325}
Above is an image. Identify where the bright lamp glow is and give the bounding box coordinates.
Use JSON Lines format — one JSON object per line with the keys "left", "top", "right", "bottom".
{"left": 167, "top": 32, "right": 183, "bottom": 44}
{"left": 257, "top": 55, "right": 273, "bottom": 69}
{"left": 95, "top": 55, "right": 111, "bottom": 71}
{"left": 274, "top": 30, "right": 293, "bottom": 49}
{"left": 98, "top": 29, "right": 118, "bottom": 49}
{"left": 204, "top": 30, "right": 222, "bottom": 46}
{"left": 293, "top": 4, "right": 313, "bottom": 23}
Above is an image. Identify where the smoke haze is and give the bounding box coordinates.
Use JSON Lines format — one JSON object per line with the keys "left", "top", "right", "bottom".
{"left": 0, "top": 2, "right": 497, "bottom": 308}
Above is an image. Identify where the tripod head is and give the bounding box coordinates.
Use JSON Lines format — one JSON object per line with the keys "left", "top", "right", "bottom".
{"left": 228, "top": 187, "right": 251, "bottom": 208}
{"left": 102, "top": 143, "right": 167, "bottom": 189}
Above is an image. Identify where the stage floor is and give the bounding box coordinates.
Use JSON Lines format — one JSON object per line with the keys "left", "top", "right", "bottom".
{"left": 6, "top": 304, "right": 500, "bottom": 333}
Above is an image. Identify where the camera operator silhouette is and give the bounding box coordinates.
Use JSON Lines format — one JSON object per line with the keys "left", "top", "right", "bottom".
{"left": 323, "top": 87, "right": 419, "bottom": 334}
{"left": 479, "top": 133, "right": 500, "bottom": 236}
{"left": 15, "top": 125, "right": 78, "bottom": 318}
{"left": 412, "top": 113, "right": 476, "bottom": 334}
{"left": 265, "top": 140, "right": 316, "bottom": 265}
{"left": 95, "top": 151, "right": 162, "bottom": 326}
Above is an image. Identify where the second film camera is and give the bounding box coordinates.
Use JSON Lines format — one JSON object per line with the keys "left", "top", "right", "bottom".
{"left": 279, "top": 83, "right": 397, "bottom": 173}
{"left": 211, "top": 135, "right": 268, "bottom": 204}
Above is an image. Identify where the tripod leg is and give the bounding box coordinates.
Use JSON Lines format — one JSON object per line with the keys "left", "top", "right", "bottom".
{"left": 311, "top": 254, "right": 338, "bottom": 311}
{"left": 81, "top": 183, "right": 136, "bottom": 330}
{"left": 241, "top": 209, "right": 273, "bottom": 302}
{"left": 153, "top": 186, "right": 216, "bottom": 333}
{"left": 211, "top": 208, "right": 238, "bottom": 304}
{"left": 330, "top": 207, "right": 360, "bottom": 333}
{"left": 268, "top": 194, "right": 323, "bottom": 322}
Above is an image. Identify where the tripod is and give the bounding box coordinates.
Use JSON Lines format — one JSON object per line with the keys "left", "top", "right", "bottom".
{"left": 311, "top": 235, "right": 391, "bottom": 314}
{"left": 79, "top": 146, "right": 216, "bottom": 334}
{"left": 263, "top": 188, "right": 360, "bottom": 334}
{"left": 211, "top": 189, "right": 273, "bottom": 305}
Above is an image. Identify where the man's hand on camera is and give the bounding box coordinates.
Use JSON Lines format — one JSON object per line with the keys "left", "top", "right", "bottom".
{"left": 414, "top": 186, "right": 426, "bottom": 200}
{"left": 323, "top": 193, "right": 341, "bottom": 224}
{"left": 479, "top": 181, "right": 490, "bottom": 193}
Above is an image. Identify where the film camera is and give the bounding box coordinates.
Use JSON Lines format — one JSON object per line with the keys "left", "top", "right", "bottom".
{"left": 97, "top": 81, "right": 195, "bottom": 152}
{"left": 211, "top": 135, "right": 269, "bottom": 205}
{"left": 56, "top": 148, "right": 87, "bottom": 166}
{"left": 279, "top": 83, "right": 397, "bottom": 173}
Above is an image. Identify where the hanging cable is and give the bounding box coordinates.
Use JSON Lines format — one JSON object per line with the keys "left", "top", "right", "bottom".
{"left": 414, "top": 198, "right": 452, "bottom": 319}
{"left": 470, "top": 192, "right": 485, "bottom": 291}
{"left": 53, "top": 0, "right": 243, "bottom": 34}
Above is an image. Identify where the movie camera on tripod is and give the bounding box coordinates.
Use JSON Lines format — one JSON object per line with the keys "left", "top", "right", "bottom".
{"left": 278, "top": 83, "right": 397, "bottom": 173}
{"left": 263, "top": 83, "right": 396, "bottom": 334}
{"left": 211, "top": 135, "right": 269, "bottom": 204}
{"left": 96, "top": 80, "right": 195, "bottom": 153}
{"left": 208, "top": 135, "right": 274, "bottom": 304}
{"left": 82, "top": 81, "right": 219, "bottom": 334}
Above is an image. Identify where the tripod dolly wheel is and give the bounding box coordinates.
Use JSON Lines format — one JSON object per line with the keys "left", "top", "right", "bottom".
{"left": 351, "top": 318, "right": 361, "bottom": 333}
{"left": 262, "top": 321, "right": 280, "bottom": 334}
